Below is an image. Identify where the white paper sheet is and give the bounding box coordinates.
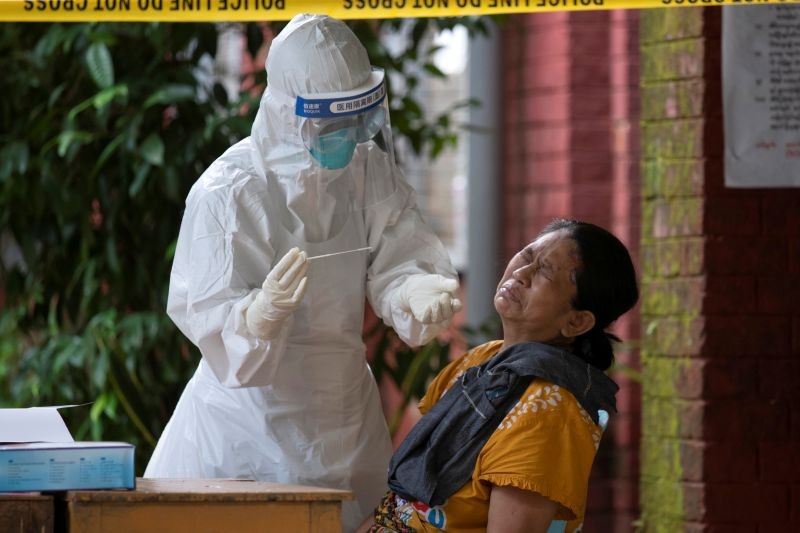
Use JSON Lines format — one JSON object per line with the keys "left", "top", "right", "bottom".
{"left": 0, "top": 407, "right": 75, "bottom": 443}
{"left": 723, "top": 5, "right": 800, "bottom": 188}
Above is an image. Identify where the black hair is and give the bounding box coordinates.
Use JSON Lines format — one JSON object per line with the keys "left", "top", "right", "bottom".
{"left": 539, "top": 219, "right": 639, "bottom": 371}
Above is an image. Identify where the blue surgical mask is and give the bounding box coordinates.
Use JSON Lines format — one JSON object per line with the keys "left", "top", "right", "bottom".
{"left": 309, "top": 128, "right": 357, "bottom": 170}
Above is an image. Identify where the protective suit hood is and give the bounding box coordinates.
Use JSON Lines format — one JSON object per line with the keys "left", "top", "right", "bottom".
{"left": 250, "top": 14, "right": 394, "bottom": 242}
{"left": 267, "top": 13, "right": 372, "bottom": 98}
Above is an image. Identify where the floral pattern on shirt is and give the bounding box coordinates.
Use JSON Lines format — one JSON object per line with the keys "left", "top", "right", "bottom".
{"left": 498, "top": 384, "right": 564, "bottom": 430}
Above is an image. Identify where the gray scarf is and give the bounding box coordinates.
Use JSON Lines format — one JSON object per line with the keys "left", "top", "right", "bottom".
{"left": 387, "top": 341, "right": 618, "bottom": 507}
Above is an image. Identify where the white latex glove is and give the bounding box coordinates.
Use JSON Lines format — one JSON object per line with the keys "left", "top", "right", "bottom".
{"left": 245, "top": 247, "right": 309, "bottom": 339}
{"left": 393, "top": 274, "right": 462, "bottom": 325}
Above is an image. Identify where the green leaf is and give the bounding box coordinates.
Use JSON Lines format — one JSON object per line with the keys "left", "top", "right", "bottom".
{"left": 92, "top": 84, "right": 128, "bottom": 110}
{"left": 140, "top": 134, "right": 164, "bottom": 167}
{"left": 0, "top": 142, "right": 29, "bottom": 179}
{"left": 48, "top": 84, "right": 67, "bottom": 108}
{"left": 80, "top": 260, "right": 98, "bottom": 318}
{"left": 90, "top": 395, "right": 107, "bottom": 421}
{"left": 66, "top": 97, "right": 96, "bottom": 123}
{"left": 423, "top": 62, "right": 446, "bottom": 78}
{"left": 91, "top": 133, "right": 126, "bottom": 179}
{"left": 92, "top": 351, "right": 110, "bottom": 389}
{"left": 106, "top": 394, "right": 119, "bottom": 418}
{"left": 129, "top": 163, "right": 151, "bottom": 197}
{"left": 85, "top": 42, "right": 114, "bottom": 90}
{"left": 105, "top": 237, "right": 121, "bottom": 275}
{"left": 430, "top": 137, "right": 445, "bottom": 159}
{"left": 14, "top": 143, "right": 29, "bottom": 174}
{"left": 164, "top": 166, "right": 180, "bottom": 200}
{"left": 164, "top": 239, "right": 178, "bottom": 261}
{"left": 56, "top": 130, "right": 93, "bottom": 157}
{"left": 34, "top": 26, "right": 66, "bottom": 60}
{"left": 408, "top": 131, "right": 423, "bottom": 154}
{"left": 143, "top": 84, "right": 195, "bottom": 109}
{"left": 401, "top": 97, "right": 423, "bottom": 119}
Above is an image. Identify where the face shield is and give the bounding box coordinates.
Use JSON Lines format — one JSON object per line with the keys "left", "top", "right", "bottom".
{"left": 299, "top": 106, "right": 389, "bottom": 169}
{"left": 295, "top": 68, "right": 397, "bottom": 209}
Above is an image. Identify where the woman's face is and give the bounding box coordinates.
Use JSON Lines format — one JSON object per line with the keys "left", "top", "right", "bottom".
{"left": 494, "top": 229, "right": 583, "bottom": 344}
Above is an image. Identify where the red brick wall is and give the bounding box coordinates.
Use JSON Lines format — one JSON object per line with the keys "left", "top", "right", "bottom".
{"left": 501, "top": 10, "right": 641, "bottom": 531}
{"left": 640, "top": 7, "right": 800, "bottom": 530}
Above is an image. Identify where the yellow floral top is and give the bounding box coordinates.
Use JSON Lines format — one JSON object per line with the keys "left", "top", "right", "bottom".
{"left": 391, "top": 340, "right": 604, "bottom": 533}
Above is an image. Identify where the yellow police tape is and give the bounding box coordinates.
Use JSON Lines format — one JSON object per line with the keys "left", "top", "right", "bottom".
{"left": 1, "top": 0, "right": 798, "bottom": 21}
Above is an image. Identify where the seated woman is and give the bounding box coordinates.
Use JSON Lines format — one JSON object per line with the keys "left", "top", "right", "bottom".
{"left": 358, "top": 219, "right": 639, "bottom": 533}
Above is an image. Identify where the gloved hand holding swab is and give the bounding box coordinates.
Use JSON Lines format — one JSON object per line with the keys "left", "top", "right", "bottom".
{"left": 307, "top": 246, "right": 372, "bottom": 261}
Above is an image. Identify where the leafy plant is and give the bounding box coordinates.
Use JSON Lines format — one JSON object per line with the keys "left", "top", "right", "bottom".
{"left": 0, "top": 23, "right": 252, "bottom": 470}
{"left": 0, "top": 18, "right": 492, "bottom": 473}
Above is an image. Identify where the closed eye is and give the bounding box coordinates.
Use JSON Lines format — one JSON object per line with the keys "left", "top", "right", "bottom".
{"left": 537, "top": 260, "right": 553, "bottom": 280}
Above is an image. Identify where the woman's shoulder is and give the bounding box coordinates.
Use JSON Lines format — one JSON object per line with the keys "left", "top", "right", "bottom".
{"left": 477, "top": 379, "right": 602, "bottom": 526}
{"left": 495, "top": 378, "right": 604, "bottom": 448}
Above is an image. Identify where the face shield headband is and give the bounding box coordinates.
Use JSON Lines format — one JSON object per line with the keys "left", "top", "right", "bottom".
{"left": 295, "top": 69, "right": 391, "bottom": 170}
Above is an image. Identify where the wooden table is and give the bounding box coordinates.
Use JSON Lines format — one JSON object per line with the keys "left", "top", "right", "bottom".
{"left": 61, "top": 478, "right": 352, "bottom": 533}
{"left": 0, "top": 492, "right": 54, "bottom": 533}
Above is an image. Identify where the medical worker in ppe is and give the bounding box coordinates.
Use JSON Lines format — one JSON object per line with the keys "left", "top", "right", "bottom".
{"left": 144, "top": 13, "right": 461, "bottom": 532}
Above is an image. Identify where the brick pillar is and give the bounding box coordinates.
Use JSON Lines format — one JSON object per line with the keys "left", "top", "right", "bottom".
{"left": 502, "top": 10, "right": 641, "bottom": 531}
{"left": 640, "top": 7, "right": 800, "bottom": 531}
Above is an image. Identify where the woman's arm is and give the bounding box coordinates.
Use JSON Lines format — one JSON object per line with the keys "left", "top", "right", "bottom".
{"left": 487, "top": 485, "right": 559, "bottom": 533}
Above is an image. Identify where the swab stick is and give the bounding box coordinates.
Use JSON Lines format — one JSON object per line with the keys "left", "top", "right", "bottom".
{"left": 307, "top": 246, "right": 372, "bottom": 261}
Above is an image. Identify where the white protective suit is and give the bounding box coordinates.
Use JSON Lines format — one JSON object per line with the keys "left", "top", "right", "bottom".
{"left": 144, "top": 14, "right": 459, "bottom": 532}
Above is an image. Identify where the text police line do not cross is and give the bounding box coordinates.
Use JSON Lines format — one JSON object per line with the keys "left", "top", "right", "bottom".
{"left": 342, "top": 0, "right": 605, "bottom": 9}
{"left": 23, "top": 0, "right": 285, "bottom": 12}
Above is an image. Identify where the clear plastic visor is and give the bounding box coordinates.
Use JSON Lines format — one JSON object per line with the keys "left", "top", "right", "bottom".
{"left": 299, "top": 103, "right": 391, "bottom": 157}
{"left": 293, "top": 70, "right": 398, "bottom": 212}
